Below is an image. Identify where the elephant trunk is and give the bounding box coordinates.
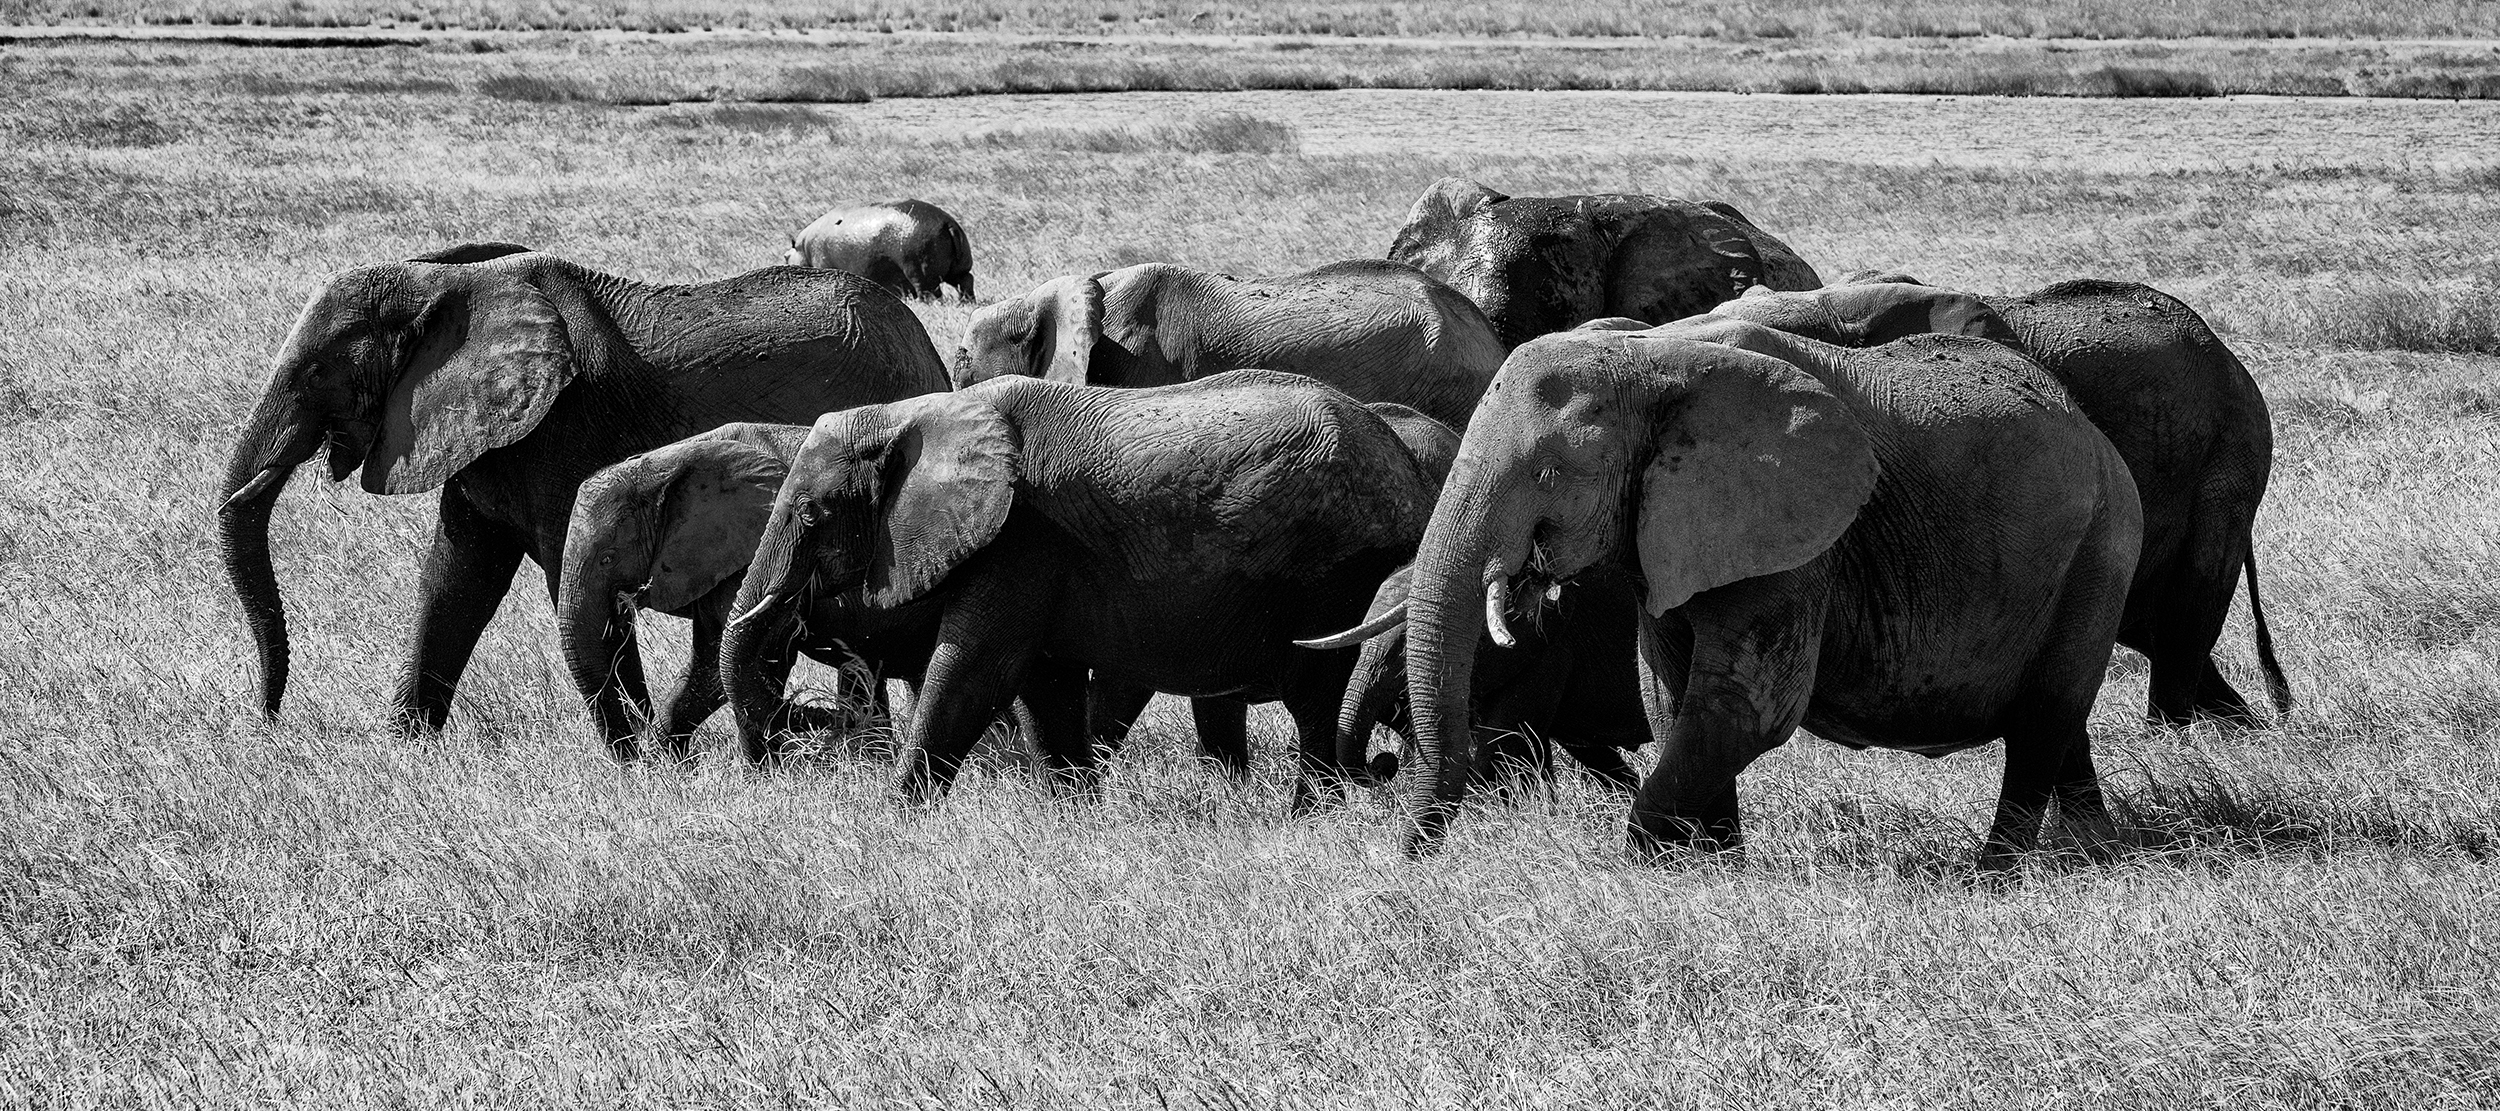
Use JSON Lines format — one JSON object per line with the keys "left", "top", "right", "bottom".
{"left": 1335, "top": 627, "right": 1411, "bottom": 778}
{"left": 556, "top": 533, "right": 649, "bottom": 756}
{"left": 717, "top": 514, "right": 820, "bottom": 761}
{"left": 1399, "top": 465, "right": 1535, "bottom": 855}
{"left": 215, "top": 395, "right": 326, "bottom": 717}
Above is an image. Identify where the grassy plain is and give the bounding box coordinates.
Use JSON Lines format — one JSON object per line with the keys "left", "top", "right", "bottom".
{"left": 6, "top": 35, "right": 2500, "bottom": 1108}
{"left": 9, "top": 0, "right": 2500, "bottom": 39}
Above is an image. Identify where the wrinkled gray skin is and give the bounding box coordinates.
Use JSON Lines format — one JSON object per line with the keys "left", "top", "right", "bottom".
{"left": 1702, "top": 276, "right": 2288, "bottom": 725}
{"left": 1375, "top": 319, "right": 2142, "bottom": 864}
{"left": 560, "top": 424, "right": 1238, "bottom": 766}
{"left": 217, "top": 245, "right": 948, "bottom": 731}
{"left": 950, "top": 259, "right": 1505, "bottom": 431}
{"left": 1084, "top": 401, "right": 1463, "bottom": 772}
{"left": 785, "top": 199, "right": 974, "bottom": 301}
{"left": 557, "top": 423, "right": 909, "bottom": 758}
{"left": 1315, "top": 565, "right": 1650, "bottom": 792}
{"left": 717, "top": 372, "right": 1439, "bottom": 808}
{"left": 1386, "top": 176, "right": 1822, "bottom": 348}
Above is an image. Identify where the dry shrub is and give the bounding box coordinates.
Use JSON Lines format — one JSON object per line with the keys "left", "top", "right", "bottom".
{"left": 2082, "top": 65, "right": 2221, "bottom": 97}
{"left": 477, "top": 71, "right": 600, "bottom": 102}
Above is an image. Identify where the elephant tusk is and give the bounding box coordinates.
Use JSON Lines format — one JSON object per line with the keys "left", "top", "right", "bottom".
{"left": 1485, "top": 577, "right": 1518, "bottom": 649}
{"left": 1294, "top": 602, "right": 1408, "bottom": 650}
{"left": 222, "top": 467, "right": 287, "bottom": 509}
{"left": 728, "top": 592, "right": 780, "bottom": 628}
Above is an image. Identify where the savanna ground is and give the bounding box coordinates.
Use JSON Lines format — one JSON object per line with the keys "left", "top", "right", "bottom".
{"left": 6, "top": 21, "right": 2500, "bottom": 1108}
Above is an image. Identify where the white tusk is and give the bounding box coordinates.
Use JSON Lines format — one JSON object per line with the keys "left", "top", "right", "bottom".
{"left": 222, "top": 467, "right": 287, "bottom": 509}
{"left": 1294, "top": 601, "right": 1408, "bottom": 650}
{"left": 728, "top": 592, "right": 780, "bottom": 628}
{"left": 1485, "top": 577, "right": 1517, "bottom": 649}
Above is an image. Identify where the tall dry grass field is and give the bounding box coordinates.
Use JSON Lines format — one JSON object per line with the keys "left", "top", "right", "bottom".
{"left": 5, "top": 38, "right": 2500, "bottom": 1107}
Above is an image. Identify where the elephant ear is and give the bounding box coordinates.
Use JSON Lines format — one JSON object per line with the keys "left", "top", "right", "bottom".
{"left": 362, "top": 268, "right": 575, "bottom": 494}
{"left": 1039, "top": 274, "right": 1105, "bottom": 384}
{"left": 1606, "top": 199, "right": 1766, "bottom": 326}
{"left": 1402, "top": 177, "right": 1507, "bottom": 229}
{"left": 1634, "top": 339, "right": 1878, "bottom": 614}
{"left": 642, "top": 441, "right": 789, "bottom": 613}
{"left": 864, "top": 393, "right": 1018, "bottom": 607}
{"left": 1821, "top": 283, "right": 2021, "bottom": 348}
{"left": 405, "top": 242, "right": 534, "bottom": 265}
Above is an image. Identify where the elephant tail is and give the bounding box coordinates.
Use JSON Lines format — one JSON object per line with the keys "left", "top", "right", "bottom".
{"left": 942, "top": 217, "right": 974, "bottom": 301}
{"left": 2244, "top": 546, "right": 2293, "bottom": 715}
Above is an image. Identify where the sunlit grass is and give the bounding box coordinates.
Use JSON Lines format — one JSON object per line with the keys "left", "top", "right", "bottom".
{"left": 4, "top": 38, "right": 2500, "bottom": 1106}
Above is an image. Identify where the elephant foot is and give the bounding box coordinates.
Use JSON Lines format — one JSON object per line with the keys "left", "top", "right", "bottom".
{"left": 1625, "top": 811, "right": 1743, "bottom": 863}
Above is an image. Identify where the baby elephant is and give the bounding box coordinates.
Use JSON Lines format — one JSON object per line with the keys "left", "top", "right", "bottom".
{"left": 557, "top": 423, "right": 898, "bottom": 758}
{"left": 785, "top": 199, "right": 974, "bottom": 302}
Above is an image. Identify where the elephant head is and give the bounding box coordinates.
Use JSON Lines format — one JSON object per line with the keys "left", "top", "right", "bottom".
{"left": 556, "top": 434, "right": 787, "bottom": 754}
{"left": 1713, "top": 281, "right": 2019, "bottom": 349}
{"left": 718, "top": 391, "right": 1016, "bottom": 759}
{"left": 216, "top": 246, "right": 573, "bottom": 716}
{"left": 1387, "top": 177, "right": 1823, "bottom": 348}
{"left": 1382, "top": 324, "right": 1877, "bottom": 852}
{"left": 951, "top": 273, "right": 1105, "bottom": 388}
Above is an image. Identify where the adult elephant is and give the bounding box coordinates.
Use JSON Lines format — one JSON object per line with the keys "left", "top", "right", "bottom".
{"left": 1335, "top": 319, "right": 2141, "bottom": 863}
{"left": 1703, "top": 277, "right": 2289, "bottom": 725}
{"left": 784, "top": 199, "right": 974, "bottom": 301}
{"left": 557, "top": 422, "right": 1232, "bottom": 766}
{"left": 1387, "top": 177, "right": 1822, "bottom": 348}
{"left": 1307, "top": 564, "right": 1649, "bottom": 791}
{"left": 717, "top": 372, "right": 1440, "bottom": 804}
{"left": 949, "top": 259, "right": 1505, "bottom": 431}
{"left": 217, "top": 246, "right": 949, "bottom": 730}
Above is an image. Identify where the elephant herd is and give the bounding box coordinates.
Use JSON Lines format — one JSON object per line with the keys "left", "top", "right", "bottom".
{"left": 215, "top": 178, "right": 2289, "bottom": 864}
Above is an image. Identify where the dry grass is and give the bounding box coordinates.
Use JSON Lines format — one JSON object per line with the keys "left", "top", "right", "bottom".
{"left": 6, "top": 37, "right": 2500, "bottom": 1107}
{"left": 9, "top": 0, "right": 2500, "bottom": 38}
{"left": 14, "top": 27, "right": 2500, "bottom": 101}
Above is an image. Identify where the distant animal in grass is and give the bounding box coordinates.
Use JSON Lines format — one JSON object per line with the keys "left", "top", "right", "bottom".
{"left": 784, "top": 199, "right": 975, "bottom": 302}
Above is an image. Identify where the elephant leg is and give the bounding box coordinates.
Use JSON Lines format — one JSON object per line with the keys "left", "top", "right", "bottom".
{"left": 1021, "top": 657, "right": 1098, "bottom": 792}
{"left": 1563, "top": 743, "right": 1641, "bottom": 793}
{"left": 2144, "top": 514, "right": 2261, "bottom": 727}
{"left": 893, "top": 577, "right": 1049, "bottom": 804}
{"left": 1626, "top": 576, "right": 1820, "bottom": 860}
{"left": 392, "top": 489, "right": 528, "bottom": 735}
{"left": 1086, "top": 676, "right": 1158, "bottom": 756}
{"left": 1190, "top": 697, "right": 1251, "bottom": 780}
{"left": 1981, "top": 694, "right": 2105, "bottom": 869}
{"left": 1286, "top": 650, "right": 1362, "bottom": 815}
{"left": 652, "top": 605, "right": 730, "bottom": 761}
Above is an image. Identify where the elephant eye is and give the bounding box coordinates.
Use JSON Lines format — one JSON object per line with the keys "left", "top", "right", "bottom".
{"left": 596, "top": 550, "right": 616, "bottom": 567}
{"left": 1535, "top": 464, "right": 1561, "bottom": 486}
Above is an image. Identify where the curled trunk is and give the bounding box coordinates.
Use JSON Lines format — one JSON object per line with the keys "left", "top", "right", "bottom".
{"left": 1335, "top": 628, "right": 1411, "bottom": 778}
{"left": 215, "top": 397, "right": 324, "bottom": 716}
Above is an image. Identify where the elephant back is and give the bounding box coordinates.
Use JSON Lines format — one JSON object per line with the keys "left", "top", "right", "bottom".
{"left": 1013, "top": 371, "right": 1437, "bottom": 583}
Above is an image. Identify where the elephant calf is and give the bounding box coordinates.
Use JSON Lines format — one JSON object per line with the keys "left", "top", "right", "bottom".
{"left": 785, "top": 199, "right": 974, "bottom": 301}
{"left": 720, "top": 371, "right": 1442, "bottom": 803}
{"left": 950, "top": 259, "right": 1505, "bottom": 432}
